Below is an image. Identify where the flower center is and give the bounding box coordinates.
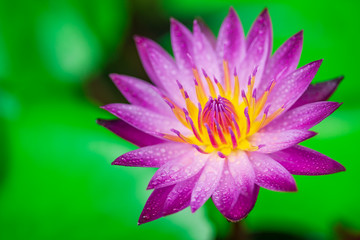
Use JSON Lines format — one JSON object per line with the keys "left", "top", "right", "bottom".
{"left": 161, "top": 60, "right": 285, "bottom": 156}
{"left": 201, "top": 96, "right": 236, "bottom": 134}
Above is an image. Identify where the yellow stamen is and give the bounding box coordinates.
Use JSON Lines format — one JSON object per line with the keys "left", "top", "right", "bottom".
{"left": 193, "top": 68, "right": 207, "bottom": 104}
{"left": 223, "top": 60, "right": 231, "bottom": 95}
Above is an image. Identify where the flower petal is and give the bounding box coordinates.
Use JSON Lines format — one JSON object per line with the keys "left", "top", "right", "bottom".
{"left": 134, "top": 36, "right": 171, "bottom": 87}
{"left": 228, "top": 151, "right": 255, "bottom": 195}
{"left": 109, "top": 74, "right": 172, "bottom": 116}
{"left": 138, "top": 185, "right": 174, "bottom": 225}
{"left": 170, "top": 18, "right": 194, "bottom": 77}
{"left": 263, "top": 101, "right": 341, "bottom": 132}
{"left": 249, "top": 152, "right": 297, "bottom": 192}
{"left": 97, "top": 119, "right": 165, "bottom": 147}
{"left": 291, "top": 76, "right": 343, "bottom": 109}
{"left": 193, "top": 19, "right": 221, "bottom": 81}
{"left": 216, "top": 7, "right": 246, "bottom": 71}
{"left": 163, "top": 173, "right": 201, "bottom": 216}
{"left": 270, "top": 145, "right": 345, "bottom": 175}
{"left": 147, "top": 46, "right": 186, "bottom": 104}
{"left": 260, "top": 31, "right": 303, "bottom": 94}
{"left": 147, "top": 150, "right": 208, "bottom": 189}
{"left": 212, "top": 159, "right": 257, "bottom": 222}
{"left": 212, "top": 162, "right": 241, "bottom": 218}
{"left": 226, "top": 184, "right": 259, "bottom": 222}
{"left": 266, "top": 60, "right": 323, "bottom": 115}
{"left": 196, "top": 18, "right": 216, "bottom": 48}
{"left": 101, "top": 103, "right": 190, "bottom": 136}
{"left": 250, "top": 130, "right": 317, "bottom": 153}
{"left": 112, "top": 142, "right": 188, "bottom": 168}
{"left": 244, "top": 8, "right": 272, "bottom": 88}
{"left": 190, "top": 156, "right": 224, "bottom": 212}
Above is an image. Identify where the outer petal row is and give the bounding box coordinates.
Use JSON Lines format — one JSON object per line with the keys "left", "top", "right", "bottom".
{"left": 110, "top": 74, "right": 172, "bottom": 116}
{"left": 250, "top": 130, "right": 317, "bottom": 153}
{"left": 267, "top": 59, "right": 323, "bottom": 116}
{"left": 291, "top": 76, "right": 343, "bottom": 109}
{"left": 270, "top": 145, "right": 345, "bottom": 175}
{"left": 260, "top": 30, "right": 303, "bottom": 94}
{"left": 97, "top": 119, "right": 165, "bottom": 147}
{"left": 112, "top": 142, "right": 188, "bottom": 167}
{"left": 264, "top": 101, "right": 341, "bottom": 132}
{"left": 101, "top": 103, "right": 191, "bottom": 136}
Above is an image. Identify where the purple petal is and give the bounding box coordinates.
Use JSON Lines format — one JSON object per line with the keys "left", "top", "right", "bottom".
{"left": 228, "top": 151, "right": 255, "bottom": 195}
{"left": 212, "top": 162, "right": 242, "bottom": 218}
{"left": 101, "top": 103, "right": 190, "bottom": 136}
{"left": 134, "top": 36, "right": 172, "bottom": 87}
{"left": 216, "top": 7, "right": 246, "bottom": 71}
{"left": 112, "top": 142, "right": 189, "bottom": 168}
{"left": 190, "top": 156, "right": 224, "bottom": 212}
{"left": 263, "top": 101, "right": 341, "bottom": 132}
{"left": 226, "top": 184, "right": 259, "bottom": 222}
{"left": 193, "top": 19, "right": 221, "bottom": 81}
{"left": 109, "top": 74, "right": 172, "bottom": 116}
{"left": 250, "top": 130, "right": 317, "bottom": 153}
{"left": 270, "top": 145, "right": 345, "bottom": 175}
{"left": 147, "top": 150, "right": 209, "bottom": 189}
{"left": 196, "top": 18, "right": 216, "bottom": 48}
{"left": 138, "top": 185, "right": 174, "bottom": 225}
{"left": 244, "top": 8, "right": 272, "bottom": 88}
{"left": 97, "top": 119, "right": 165, "bottom": 147}
{"left": 291, "top": 76, "right": 343, "bottom": 109}
{"left": 212, "top": 159, "right": 258, "bottom": 221}
{"left": 170, "top": 18, "right": 194, "bottom": 77}
{"left": 260, "top": 31, "right": 303, "bottom": 94}
{"left": 163, "top": 173, "right": 201, "bottom": 216}
{"left": 247, "top": 8, "right": 272, "bottom": 52}
{"left": 249, "top": 152, "right": 297, "bottom": 192}
{"left": 266, "top": 60, "right": 323, "bottom": 116}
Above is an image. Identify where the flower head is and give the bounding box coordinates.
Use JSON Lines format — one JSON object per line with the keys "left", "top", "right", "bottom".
{"left": 98, "top": 7, "right": 345, "bottom": 224}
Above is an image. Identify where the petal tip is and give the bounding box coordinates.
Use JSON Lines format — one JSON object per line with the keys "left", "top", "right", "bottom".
{"left": 133, "top": 35, "right": 146, "bottom": 44}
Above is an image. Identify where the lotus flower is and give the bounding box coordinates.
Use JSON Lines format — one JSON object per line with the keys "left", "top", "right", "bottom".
{"left": 98, "top": 7, "right": 345, "bottom": 224}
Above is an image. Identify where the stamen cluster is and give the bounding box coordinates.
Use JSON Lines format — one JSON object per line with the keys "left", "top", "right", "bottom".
{"left": 162, "top": 61, "right": 284, "bottom": 156}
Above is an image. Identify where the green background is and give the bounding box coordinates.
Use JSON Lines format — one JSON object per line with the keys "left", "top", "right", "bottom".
{"left": 0, "top": 0, "right": 359, "bottom": 239}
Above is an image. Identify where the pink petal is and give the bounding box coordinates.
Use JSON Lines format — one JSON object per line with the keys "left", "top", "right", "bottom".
{"left": 212, "top": 162, "right": 242, "bottom": 218}
{"left": 138, "top": 185, "right": 174, "bottom": 225}
{"left": 110, "top": 74, "right": 172, "bottom": 116}
{"left": 226, "top": 184, "right": 259, "bottom": 222}
{"left": 147, "top": 46, "right": 186, "bottom": 105}
{"left": 162, "top": 173, "right": 201, "bottom": 216}
{"left": 97, "top": 119, "right": 165, "bottom": 147}
{"left": 170, "top": 18, "right": 194, "bottom": 79}
{"left": 134, "top": 36, "right": 172, "bottom": 87}
{"left": 266, "top": 60, "right": 323, "bottom": 116}
{"left": 249, "top": 152, "right": 297, "bottom": 192}
{"left": 196, "top": 18, "right": 216, "bottom": 48}
{"left": 244, "top": 8, "right": 272, "bottom": 88}
{"left": 190, "top": 156, "right": 224, "bottom": 212}
{"left": 250, "top": 130, "right": 317, "bottom": 153}
{"left": 193, "top": 19, "right": 221, "bottom": 81}
{"left": 260, "top": 31, "right": 303, "bottom": 94}
{"left": 101, "top": 103, "right": 190, "bottom": 136}
{"left": 263, "top": 101, "right": 341, "bottom": 132}
{"left": 147, "top": 150, "right": 209, "bottom": 189}
{"left": 112, "top": 142, "right": 189, "bottom": 168}
{"left": 216, "top": 7, "right": 246, "bottom": 72}
{"left": 270, "top": 145, "right": 345, "bottom": 175}
{"left": 291, "top": 76, "right": 343, "bottom": 109}
{"left": 228, "top": 151, "right": 255, "bottom": 195}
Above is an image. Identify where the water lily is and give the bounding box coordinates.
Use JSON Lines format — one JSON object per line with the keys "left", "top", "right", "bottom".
{"left": 98, "top": 7, "right": 345, "bottom": 224}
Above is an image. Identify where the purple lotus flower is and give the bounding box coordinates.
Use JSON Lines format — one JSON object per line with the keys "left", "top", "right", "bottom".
{"left": 98, "top": 7, "right": 345, "bottom": 224}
